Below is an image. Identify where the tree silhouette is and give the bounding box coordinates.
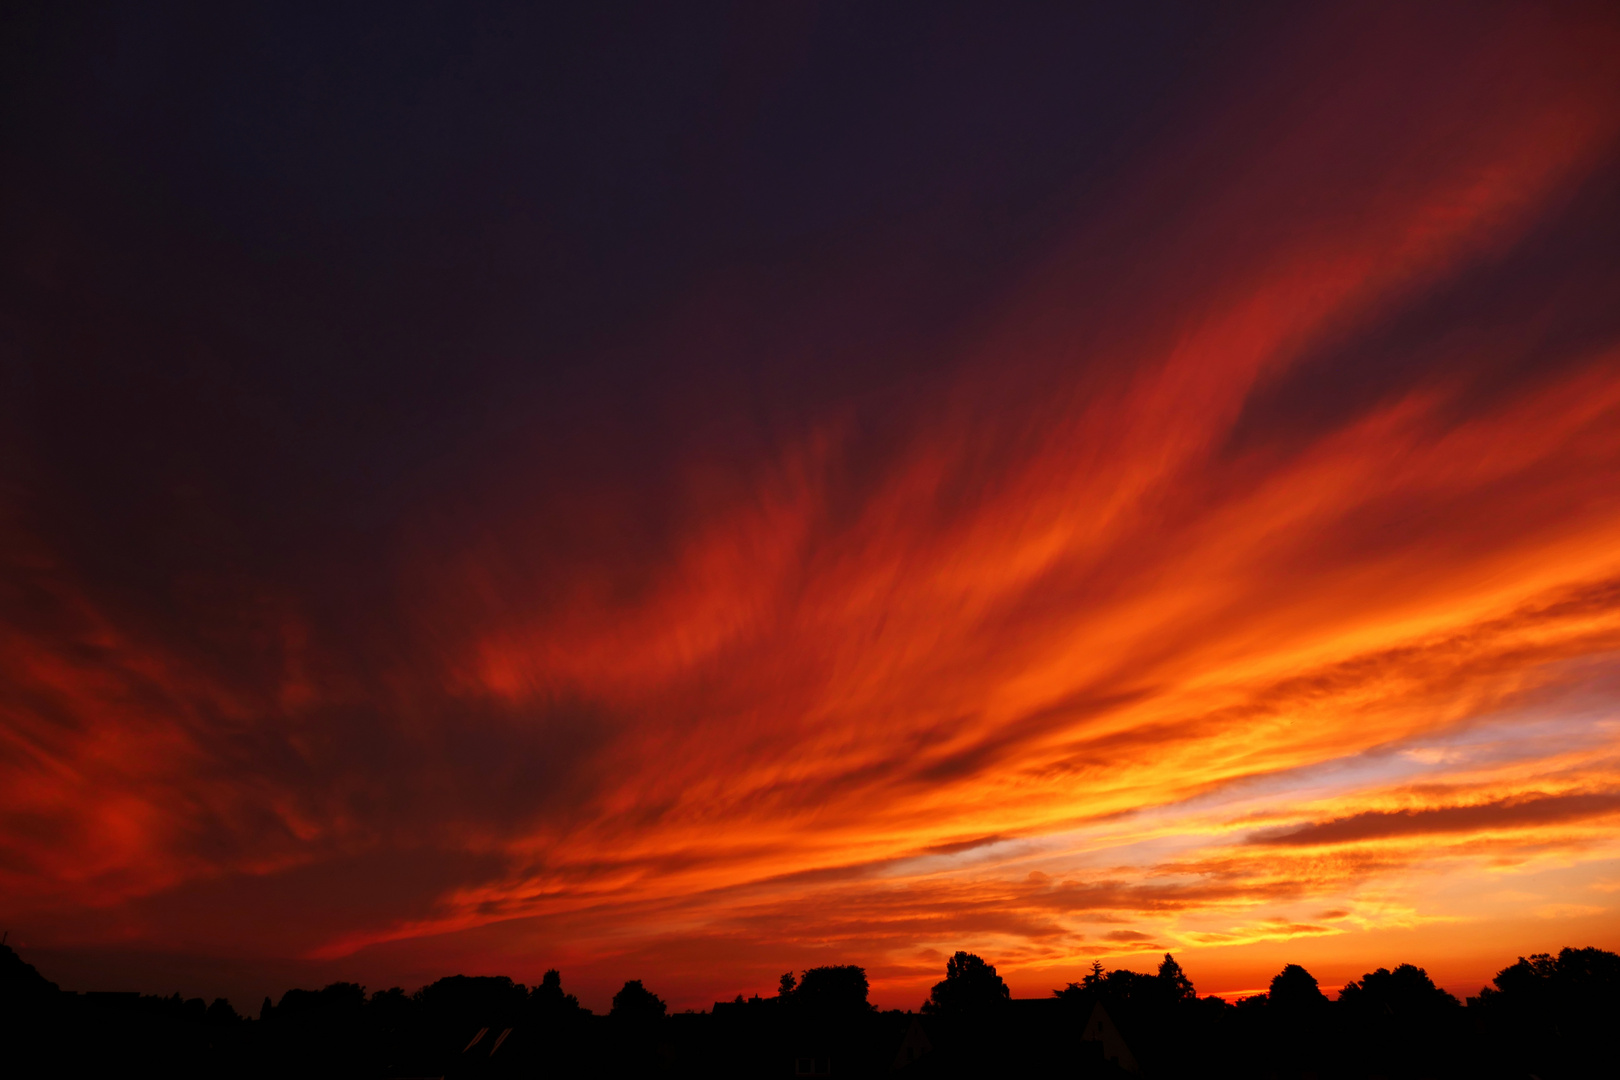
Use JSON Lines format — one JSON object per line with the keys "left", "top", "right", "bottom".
{"left": 1056, "top": 964, "right": 1160, "bottom": 1009}
{"left": 0, "top": 943, "right": 58, "bottom": 1002}
{"left": 793, "top": 965, "right": 872, "bottom": 1015}
{"left": 778, "top": 970, "right": 797, "bottom": 997}
{"left": 1471, "top": 946, "right": 1620, "bottom": 1077}
{"left": 532, "top": 968, "right": 582, "bottom": 1014}
{"left": 414, "top": 974, "right": 528, "bottom": 1030}
{"left": 204, "top": 997, "right": 240, "bottom": 1025}
{"left": 1336, "top": 963, "right": 1459, "bottom": 1077}
{"left": 1481, "top": 945, "right": 1620, "bottom": 1005}
{"left": 273, "top": 981, "right": 367, "bottom": 1023}
{"left": 1268, "top": 963, "right": 1328, "bottom": 1011}
{"left": 1339, "top": 963, "right": 1458, "bottom": 1016}
{"left": 610, "top": 979, "right": 666, "bottom": 1021}
{"left": 923, "top": 951, "right": 1010, "bottom": 1015}
{"left": 8, "top": 937, "right": 1620, "bottom": 1078}
{"left": 1157, "top": 953, "right": 1196, "bottom": 1003}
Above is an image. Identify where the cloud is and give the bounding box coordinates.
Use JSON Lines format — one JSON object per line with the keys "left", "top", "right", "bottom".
{"left": 1250, "top": 792, "right": 1620, "bottom": 847}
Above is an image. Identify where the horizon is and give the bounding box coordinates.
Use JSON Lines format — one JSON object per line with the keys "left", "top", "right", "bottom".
{"left": 4, "top": 2, "right": 1620, "bottom": 1023}
{"left": 10, "top": 937, "right": 1596, "bottom": 1017}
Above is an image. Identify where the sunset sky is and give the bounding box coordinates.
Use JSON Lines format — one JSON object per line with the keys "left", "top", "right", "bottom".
{"left": 4, "top": 2, "right": 1620, "bottom": 1013}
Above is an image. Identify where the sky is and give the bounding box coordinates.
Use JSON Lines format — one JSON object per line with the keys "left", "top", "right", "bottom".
{"left": 3, "top": 1, "right": 1620, "bottom": 1013}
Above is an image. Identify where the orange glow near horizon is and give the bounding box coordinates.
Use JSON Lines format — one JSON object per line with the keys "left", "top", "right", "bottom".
{"left": 3, "top": 2, "right": 1620, "bottom": 1013}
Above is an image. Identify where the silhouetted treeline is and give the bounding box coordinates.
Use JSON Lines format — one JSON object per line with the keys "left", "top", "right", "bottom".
{"left": 2, "top": 940, "right": 1617, "bottom": 1077}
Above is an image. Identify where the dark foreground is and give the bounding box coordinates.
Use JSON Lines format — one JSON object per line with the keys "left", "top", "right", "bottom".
{"left": 2, "top": 944, "right": 1616, "bottom": 1077}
